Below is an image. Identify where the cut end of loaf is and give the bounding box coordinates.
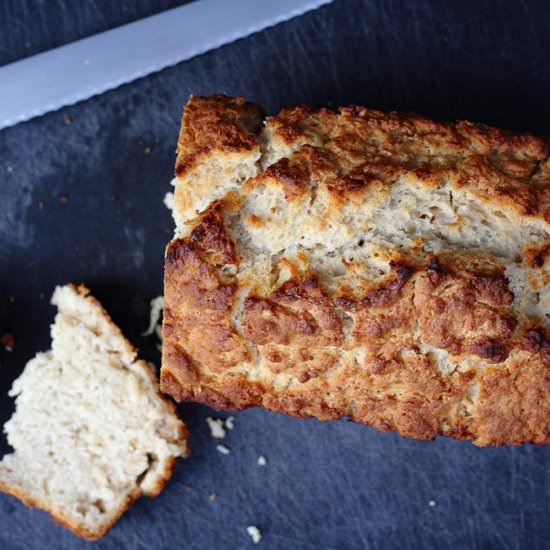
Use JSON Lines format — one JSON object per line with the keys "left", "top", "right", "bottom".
{"left": 0, "top": 284, "right": 188, "bottom": 539}
{"left": 162, "top": 95, "right": 550, "bottom": 447}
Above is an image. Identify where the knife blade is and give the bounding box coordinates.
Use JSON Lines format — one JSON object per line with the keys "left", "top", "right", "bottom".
{"left": 0, "top": 0, "right": 332, "bottom": 131}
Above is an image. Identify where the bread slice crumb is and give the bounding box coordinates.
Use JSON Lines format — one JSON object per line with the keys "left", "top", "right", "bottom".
{"left": 0, "top": 284, "right": 188, "bottom": 539}
{"left": 247, "top": 525, "right": 262, "bottom": 544}
{"left": 206, "top": 417, "right": 226, "bottom": 439}
{"left": 216, "top": 444, "right": 230, "bottom": 455}
{"left": 257, "top": 456, "right": 267, "bottom": 466}
{"left": 142, "top": 296, "right": 164, "bottom": 337}
{"left": 163, "top": 191, "right": 175, "bottom": 212}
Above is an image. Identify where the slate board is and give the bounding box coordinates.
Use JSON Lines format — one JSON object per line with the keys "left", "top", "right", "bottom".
{"left": 1, "top": 1, "right": 550, "bottom": 548}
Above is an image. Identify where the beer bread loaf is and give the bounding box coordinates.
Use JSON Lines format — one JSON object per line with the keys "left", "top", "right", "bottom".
{"left": 161, "top": 95, "right": 550, "bottom": 446}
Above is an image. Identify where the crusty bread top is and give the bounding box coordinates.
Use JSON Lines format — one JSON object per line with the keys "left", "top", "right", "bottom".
{"left": 0, "top": 284, "right": 188, "bottom": 539}
{"left": 163, "top": 95, "right": 550, "bottom": 446}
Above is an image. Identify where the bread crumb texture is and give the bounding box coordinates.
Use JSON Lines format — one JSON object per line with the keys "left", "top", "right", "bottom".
{"left": 162, "top": 95, "right": 550, "bottom": 447}
{"left": 0, "top": 284, "right": 188, "bottom": 539}
{"left": 247, "top": 525, "right": 262, "bottom": 544}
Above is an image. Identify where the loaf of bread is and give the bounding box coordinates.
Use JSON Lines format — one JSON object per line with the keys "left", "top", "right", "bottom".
{"left": 161, "top": 95, "right": 550, "bottom": 447}
{"left": 0, "top": 284, "right": 188, "bottom": 539}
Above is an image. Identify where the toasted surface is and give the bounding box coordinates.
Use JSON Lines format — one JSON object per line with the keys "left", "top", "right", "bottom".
{"left": 0, "top": 284, "right": 188, "bottom": 539}
{"left": 162, "top": 95, "right": 550, "bottom": 447}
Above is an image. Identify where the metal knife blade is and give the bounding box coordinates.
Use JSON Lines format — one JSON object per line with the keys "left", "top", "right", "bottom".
{"left": 0, "top": 0, "right": 332, "bottom": 131}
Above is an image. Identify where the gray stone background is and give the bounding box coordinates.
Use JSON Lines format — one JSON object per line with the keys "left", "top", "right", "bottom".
{"left": 1, "top": 1, "right": 550, "bottom": 548}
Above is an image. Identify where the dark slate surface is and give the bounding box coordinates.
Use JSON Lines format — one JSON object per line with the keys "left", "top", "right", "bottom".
{"left": 1, "top": 1, "right": 550, "bottom": 548}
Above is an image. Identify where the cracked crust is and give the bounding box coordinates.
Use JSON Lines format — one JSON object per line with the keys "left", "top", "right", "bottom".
{"left": 162, "top": 95, "right": 550, "bottom": 446}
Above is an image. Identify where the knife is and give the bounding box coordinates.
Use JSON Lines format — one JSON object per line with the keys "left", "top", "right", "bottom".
{"left": 0, "top": 0, "right": 332, "bottom": 131}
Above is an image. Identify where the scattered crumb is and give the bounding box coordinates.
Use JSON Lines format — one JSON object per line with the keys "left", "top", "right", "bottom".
{"left": 163, "top": 191, "right": 175, "bottom": 212}
{"left": 428, "top": 500, "right": 437, "bottom": 507}
{"left": 246, "top": 526, "right": 262, "bottom": 544}
{"left": 63, "top": 114, "right": 72, "bottom": 125}
{"left": 1, "top": 333, "right": 15, "bottom": 352}
{"left": 142, "top": 296, "right": 163, "bottom": 336}
{"left": 208, "top": 493, "right": 217, "bottom": 502}
{"left": 257, "top": 456, "right": 267, "bottom": 466}
{"left": 144, "top": 147, "right": 151, "bottom": 155}
{"left": 38, "top": 201, "right": 44, "bottom": 210}
{"left": 6, "top": 165, "right": 13, "bottom": 173}
{"left": 225, "top": 416, "right": 235, "bottom": 430}
{"left": 184, "top": 484, "right": 193, "bottom": 492}
{"left": 216, "top": 444, "right": 230, "bottom": 455}
{"left": 207, "top": 417, "right": 226, "bottom": 439}
{"left": 59, "top": 195, "right": 69, "bottom": 204}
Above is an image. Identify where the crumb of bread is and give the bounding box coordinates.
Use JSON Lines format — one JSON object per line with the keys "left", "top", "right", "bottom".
{"left": 247, "top": 526, "right": 262, "bottom": 544}
{"left": 142, "top": 296, "right": 164, "bottom": 337}
{"left": 216, "top": 444, "right": 230, "bottom": 455}
{"left": 1, "top": 333, "right": 15, "bottom": 352}
{"left": 163, "top": 191, "right": 175, "bottom": 212}
{"left": 225, "top": 416, "right": 235, "bottom": 430}
{"left": 206, "top": 417, "right": 226, "bottom": 439}
{"left": 257, "top": 456, "right": 267, "bottom": 466}
{"left": 428, "top": 500, "right": 437, "bottom": 507}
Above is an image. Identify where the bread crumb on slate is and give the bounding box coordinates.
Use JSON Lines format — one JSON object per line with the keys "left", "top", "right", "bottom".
{"left": 163, "top": 192, "right": 175, "bottom": 212}
{"left": 206, "top": 418, "right": 226, "bottom": 439}
{"left": 142, "top": 296, "right": 163, "bottom": 337}
{"left": 246, "top": 526, "right": 262, "bottom": 544}
{"left": 216, "top": 444, "right": 230, "bottom": 455}
{"left": 184, "top": 484, "right": 193, "bottom": 492}
{"left": 225, "top": 416, "right": 235, "bottom": 430}
{"left": 208, "top": 493, "right": 217, "bottom": 502}
{"left": 38, "top": 201, "right": 44, "bottom": 210}
{"left": 1, "top": 333, "right": 15, "bottom": 352}
{"left": 63, "top": 114, "right": 72, "bottom": 125}
{"left": 257, "top": 456, "right": 267, "bottom": 466}
{"left": 59, "top": 195, "right": 69, "bottom": 204}
{"left": 144, "top": 147, "right": 151, "bottom": 155}
{"left": 428, "top": 500, "right": 437, "bottom": 507}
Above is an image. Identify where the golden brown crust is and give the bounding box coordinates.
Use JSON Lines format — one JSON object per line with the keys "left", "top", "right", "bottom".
{"left": 0, "top": 479, "right": 141, "bottom": 540}
{"left": 175, "top": 95, "right": 264, "bottom": 177}
{"left": 162, "top": 95, "right": 550, "bottom": 447}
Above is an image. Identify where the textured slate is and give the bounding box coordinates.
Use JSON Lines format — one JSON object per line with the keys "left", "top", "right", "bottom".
{"left": 1, "top": 1, "right": 550, "bottom": 548}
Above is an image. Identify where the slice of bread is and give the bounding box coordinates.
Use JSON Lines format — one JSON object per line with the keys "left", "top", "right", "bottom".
{"left": 0, "top": 284, "right": 188, "bottom": 539}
